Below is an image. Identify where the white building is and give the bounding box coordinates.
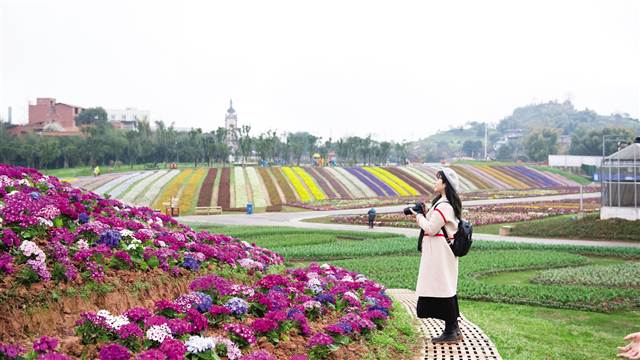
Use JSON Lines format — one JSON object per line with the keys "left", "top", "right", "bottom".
{"left": 225, "top": 99, "right": 239, "bottom": 162}
{"left": 107, "top": 107, "right": 150, "bottom": 131}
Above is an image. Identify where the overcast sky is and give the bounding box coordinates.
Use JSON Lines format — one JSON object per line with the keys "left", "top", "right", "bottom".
{"left": 1, "top": 0, "right": 639, "bottom": 142}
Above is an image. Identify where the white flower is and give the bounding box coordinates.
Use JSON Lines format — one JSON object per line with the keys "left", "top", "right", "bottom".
{"left": 320, "top": 263, "right": 331, "bottom": 270}
{"left": 95, "top": 310, "right": 130, "bottom": 330}
{"left": 341, "top": 275, "right": 354, "bottom": 282}
{"left": 38, "top": 217, "right": 53, "bottom": 227}
{"left": 120, "top": 229, "right": 134, "bottom": 238}
{"left": 303, "top": 300, "right": 322, "bottom": 310}
{"left": 76, "top": 239, "right": 89, "bottom": 250}
{"left": 306, "top": 278, "right": 323, "bottom": 294}
{"left": 126, "top": 239, "right": 142, "bottom": 251}
{"left": 158, "top": 240, "right": 167, "bottom": 248}
{"left": 146, "top": 324, "right": 173, "bottom": 343}
{"left": 344, "top": 291, "right": 359, "bottom": 301}
{"left": 185, "top": 335, "right": 216, "bottom": 353}
{"left": 307, "top": 272, "right": 319, "bottom": 279}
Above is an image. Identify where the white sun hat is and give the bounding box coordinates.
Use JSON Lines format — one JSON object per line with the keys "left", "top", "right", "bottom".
{"left": 440, "top": 167, "right": 460, "bottom": 193}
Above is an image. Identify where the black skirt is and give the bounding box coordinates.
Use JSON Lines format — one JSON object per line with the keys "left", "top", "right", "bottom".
{"left": 416, "top": 295, "right": 460, "bottom": 322}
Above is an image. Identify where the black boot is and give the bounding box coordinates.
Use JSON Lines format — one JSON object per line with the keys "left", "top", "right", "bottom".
{"left": 431, "top": 321, "right": 463, "bottom": 344}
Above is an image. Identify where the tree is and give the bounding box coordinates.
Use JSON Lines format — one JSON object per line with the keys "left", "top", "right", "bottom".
{"left": 75, "top": 107, "right": 108, "bottom": 126}
{"left": 523, "top": 128, "right": 559, "bottom": 162}
{"left": 569, "top": 127, "right": 636, "bottom": 156}
{"left": 462, "top": 140, "right": 483, "bottom": 158}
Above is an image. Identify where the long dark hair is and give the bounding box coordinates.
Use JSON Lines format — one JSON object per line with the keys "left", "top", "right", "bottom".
{"left": 431, "top": 170, "right": 462, "bottom": 219}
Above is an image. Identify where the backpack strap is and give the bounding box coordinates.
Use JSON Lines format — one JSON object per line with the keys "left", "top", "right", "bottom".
{"left": 433, "top": 201, "right": 453, "bottom": 242}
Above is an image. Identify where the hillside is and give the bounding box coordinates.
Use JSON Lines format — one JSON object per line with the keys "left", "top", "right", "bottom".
{"left": 411, "top": 100, "right": 640, "bottom": 161}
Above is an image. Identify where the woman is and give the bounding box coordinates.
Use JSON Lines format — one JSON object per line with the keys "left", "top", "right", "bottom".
{"left": 409, "top": 167, "right": 462, "bottom": 344}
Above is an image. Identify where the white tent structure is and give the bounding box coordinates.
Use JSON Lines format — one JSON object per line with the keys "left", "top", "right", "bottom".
{"left": 600, "top": 141, "right": 640, "bottom": 220}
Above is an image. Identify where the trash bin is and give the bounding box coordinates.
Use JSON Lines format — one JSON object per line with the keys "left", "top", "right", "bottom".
{"left": 246, "top": 203, "right": 253, "bottom": 215}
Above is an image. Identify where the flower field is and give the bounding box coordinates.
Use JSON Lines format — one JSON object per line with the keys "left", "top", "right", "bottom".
{"left": 0, "top": 164, "right": 399, "bottom": 359}
{"left": 68, "top": 163, "right": 588, "bottom": 214}
{"left": 325, "top": 199, "right": 601, "bottom": 228}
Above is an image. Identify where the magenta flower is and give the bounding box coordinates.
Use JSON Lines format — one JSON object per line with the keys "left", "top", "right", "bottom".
{"left": 33, "top": 336, "right": 58, "bottom": 353}
{"left": 98, "top": 343, "right": 130, "bottom": 360}
{"left": 159, "top": 338, "right": 186, "bottom": 360}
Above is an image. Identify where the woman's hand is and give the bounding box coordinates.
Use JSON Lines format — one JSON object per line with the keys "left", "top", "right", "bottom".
{"left": 618, "top": 332, "right": 640, "bottom": 359}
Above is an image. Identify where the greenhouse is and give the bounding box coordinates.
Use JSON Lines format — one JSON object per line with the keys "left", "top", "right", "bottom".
{"left": 600, "top": 139, "right": 640, "bottom": 220}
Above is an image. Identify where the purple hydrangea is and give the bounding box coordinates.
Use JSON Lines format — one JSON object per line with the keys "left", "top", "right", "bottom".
{"left": 194, "top": 292, "right": 212, "bottom": 313}
{"left": 78, "top": 212, "right": 90, "bottom": 224}
{"left": 97, "top": 229, "right": 121, "bottom": 249}
{"left": 182, "top": 255, "right": 200, "bottom": 271}
{"left": 224, "top": 297, "right": 249, "bottom": 315}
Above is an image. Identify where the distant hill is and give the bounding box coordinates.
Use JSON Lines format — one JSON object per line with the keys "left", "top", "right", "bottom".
{"left": 410, "top": 100, "right": 640, "bottom": 161}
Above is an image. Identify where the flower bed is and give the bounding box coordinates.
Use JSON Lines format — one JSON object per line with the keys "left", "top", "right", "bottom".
{"left": 314, "top": 168, "right": 351, "bottom": 199}
{"left": 177, "top": 168, "right": 208, "bottom": 215}
{"left": 271, "top": 168, "right": 298, "bottom": 203}
{"left": 344, "top": 168, "right": 387, "bottom": 197}
{"left": 137, "top": 170, "right": 180, "bottom": 207}
{"left": 293, "top": 167, "right": 327, "bottom": 201}
{"left": 282, "top": 167, "right": 310, "bottom": 202}
{"left": 152, "top": 169, "right": 193, "bottom": 210}
{"left": 217, "top": 168, "right": 231, "bottom": 210}
{"left": 304, "top": 167, "right": 339, "bottom": 199}
{"left": 327, "top": 168, "right": 371, "bottom": 198}
{"left": 364, "top": 167, "right": 417, "bottom": 196}
{"left": 256, "top": 168, "right": 282, "bottom": 206}
{"left": 245, "top": 167, "right": 268, "bottom": 208}
{"left": 382, "top": 167, "right": 432, "bottom": 195}
{"left": 197, "top": 168, "right": 218, "bottom": 207}
{"left": 531, "top": 263, "right": 640, "bottom": 288}
{"left": 0, "top": 164, "right": 394, "bottom": 359}
{"left": 233, "top": 167, "right": 249, "bottom": 209}
{"left": 120, "top": 171, "right": 168, "bottom": 205}
{"left": 326, "top": 199, "right": 601, "bottom": 227}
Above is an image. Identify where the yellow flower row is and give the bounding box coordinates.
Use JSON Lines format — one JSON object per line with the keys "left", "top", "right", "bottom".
{"left": 152, "top": 169, "right": 194, "bottom": 210}
{"left": 365, "top": 167, "right": 418, "bottom": 196}
{"left": 477, "top": 165, "right": 529, "bottom": 189}
{"left": 293, "top": 167, "right": 327, "bottom": 200}
{"left": 282, "top": 167, "right": 311, "bottom": 202}
{"left": 177, "top": 168, "right": 209, "bottom": 214}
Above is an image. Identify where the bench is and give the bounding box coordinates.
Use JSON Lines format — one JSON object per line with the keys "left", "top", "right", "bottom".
{"left": 194, "top": 206, "right": 223, "bottom": 215}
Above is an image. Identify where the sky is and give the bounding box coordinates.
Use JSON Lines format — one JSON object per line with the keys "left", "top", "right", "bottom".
{"left": 1, "top": 0, "right": 639, "bottom": 142}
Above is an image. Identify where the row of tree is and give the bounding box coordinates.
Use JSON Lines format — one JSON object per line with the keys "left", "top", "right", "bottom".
{"left": 0, "top": 108, "right": 409, "bottom": 169}
{"left": 494, "top": 127, "right": 637, "bottom": 162}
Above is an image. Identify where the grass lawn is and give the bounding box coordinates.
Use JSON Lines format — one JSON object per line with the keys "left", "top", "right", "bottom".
{"left": 190, "top": 223, "right": 640, "bottom": 359}
{"left": 462, "top": 300, "right": 639, "bottom": 360}
{"left": 475, "top": 213, "right": 640, "bottom": 242}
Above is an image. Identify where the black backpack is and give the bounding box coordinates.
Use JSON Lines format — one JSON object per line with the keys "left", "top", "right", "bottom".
{"left": 436, "top": 202, "right": 473, "bottom": 257}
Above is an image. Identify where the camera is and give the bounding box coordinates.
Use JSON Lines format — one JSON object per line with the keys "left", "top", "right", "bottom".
{"left": 403, "top": 202, "right": 425, "bottom": 216}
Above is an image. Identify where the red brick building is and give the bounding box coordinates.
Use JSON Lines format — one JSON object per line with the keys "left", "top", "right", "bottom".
{"left": 8, "top": 98, "right": 84, "bottom": 136}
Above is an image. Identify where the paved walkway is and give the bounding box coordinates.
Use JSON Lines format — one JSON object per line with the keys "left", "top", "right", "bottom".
{"left": 388, "top": 289, "right": 502, "bottom": 360}
{"left": 180, "top": 191, "right": 640, "bottom": 248}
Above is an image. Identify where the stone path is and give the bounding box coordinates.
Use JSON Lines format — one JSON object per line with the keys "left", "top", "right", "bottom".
{"left": 388, "top": 289, "right": 502, "bottom": 360}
